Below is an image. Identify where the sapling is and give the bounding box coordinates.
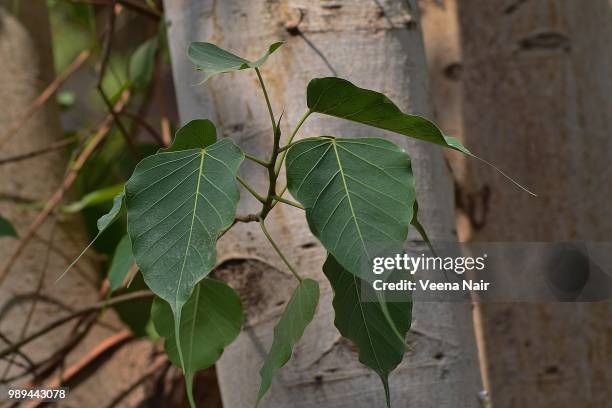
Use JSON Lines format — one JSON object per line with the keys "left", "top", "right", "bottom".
{"left": 68, "top": 42, "right": 532, "bottom": 407}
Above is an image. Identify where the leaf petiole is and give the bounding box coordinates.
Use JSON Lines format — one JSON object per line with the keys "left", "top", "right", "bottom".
{"left": 275, "top": 110, "right": 310, "bottom": 175}
{"left": 271, "top": 195, "right": 304, "bottom": 210}
{"left": 255, "top": 68, "right": 276, "bottom": 134}
{"left": 237, "top": 176, "right": 266, "bottom": 203}
{"left": 259, "top": 220, "right": 303, "bottom": 283}
{"left": 244, "top": 153, "right": 269, "bottom": 168}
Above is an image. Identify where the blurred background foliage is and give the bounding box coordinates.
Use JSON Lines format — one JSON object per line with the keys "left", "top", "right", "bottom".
{"left": 45, "top": 0, "right": 175, "bottom": 338}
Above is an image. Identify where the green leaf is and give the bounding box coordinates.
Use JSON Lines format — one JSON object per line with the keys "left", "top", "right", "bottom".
{"left": 97, "top": 191, "right": 125, "bottom": 231}
{"left": 125, "top": 138, "right": 243, "bottom": 312}
{"left": 323, "top": 255, "right": 412, "bottom": 408}
{"left": 256, "top": 279, "right": 320, "bottom": 405}
{"left": 188, "top": 42, "right": 283, "bottom": 82}
{"left": 151, "top": 278, "right": 243, "bottom": 407}
{"left": 307, "top": 77, "right": 536, "bottom": 195}
{"left": 162, "top": 119, "right": 217, "bottom": 153}
{"left": 108, "top": 234, "right": 133, "bottom": 291}
{"left": 61, "top": 183, "right": 124, "bottom": 213}
{"left": 130, "top": 37, "right": 158, "bottom": 89}
{"left": 125, "top": 137, "right": 243, "bottom": 400}
{"left": 410, "top": 200, "right": 434, "bottom": 255}
{"left": 56, "top": 191, "right": 125, "bottom": 282}
{"left": 0, "top": 216, "right": 17, "bottom": 238}
{"left": 286, "top": 137, "right": 415, "bottom": 279}
{"left": 306, "top": 77, "right": 470, "bottom": 154}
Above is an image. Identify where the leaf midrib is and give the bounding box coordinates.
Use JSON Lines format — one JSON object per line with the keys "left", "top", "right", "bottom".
{"left": 175, "top": 149, "right": 206, "bottom": 311}
{"left": 330, "top": 140, "right": 369, "bottom": 260}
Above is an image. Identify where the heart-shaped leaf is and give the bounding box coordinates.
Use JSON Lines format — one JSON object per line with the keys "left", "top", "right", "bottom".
{"left": 188, "top": 42, "right": 283, "bottom": 82}
{"left": 152, "top": 278, "right": 243, "bottom": 407}
{"left": 256, "top": 278, "right": 320, "bottom": 405}
{"left": 108, "top": 234, "right": 134, "bottom": 291}
{"left": 307, "top": 77, "right": 469, "bottom": 154}
{"left": 307, "top": 77, "right": 535, "bottom": 195}
{"left": 286, "top": 137, "right": 415, "bottom": 279}
{"left": 163, "top": 119, "right": 217, "bottom": 153}
{"left": 125, "top": 138, "right": 243, "bottom": 312}
{"left": 323, "top": 255, "right": 412, "bottom": 408}
{"left": 0, "top": 216, "right": 17, "bottom": 238}
{"left": 125, "top": 137, "right": 243, "bottom": 396}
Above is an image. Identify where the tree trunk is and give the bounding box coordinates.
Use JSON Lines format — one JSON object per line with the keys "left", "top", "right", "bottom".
{"left": 456, "top": 0, "right": 612, "bottom": 406}
{"left": 163, "top": 0, "right": 482, "bottom": 407}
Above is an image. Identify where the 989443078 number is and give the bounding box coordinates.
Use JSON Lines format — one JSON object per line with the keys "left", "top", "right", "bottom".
{"left": 4, "top": 387, "right": 68, "bottom": 401}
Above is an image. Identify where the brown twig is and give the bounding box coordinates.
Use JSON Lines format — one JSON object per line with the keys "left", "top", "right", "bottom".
{"left": 155, "top": 65, "right": 172, "bottom": 147}
{"left": 23, "top": 330, "right": 134, "bottom": 408}
{"left": 0, "top": 91, "right": 130, "bottom": 288}
{"left": 103, "top": 357, "right": 169, "bottom": 408}
{"left": 0, "top": 222, "right": 57, "bottom": 382}
{"left": 96, "top": 3, "right": 140, "bottom": 159}
{"left": 0, "top": 333, "right": 34, "bottom": 370}
{"left": 69, "top": 0, "right": 162, "bottom": 19}
{"left": 0, "top": 135, "right": 81, "bottom": 166}
{"left": 120, "top": 111, "right": 164, "bottom": 145}
{"left": 0, "top": 50, "right": 91, "bottom": 150}
{"left": 0, "top": 290, "right": 152, "bottom": 360}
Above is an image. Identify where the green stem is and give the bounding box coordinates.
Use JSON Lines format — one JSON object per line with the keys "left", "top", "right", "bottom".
{"left": 245, "top": 153, "right": 269, "bottom": 167}
{"left": 275, "top": 110, "right": 311, "bottom": 175}
{"left": 271, "top": 195, "right": 304, "bottom": 210}
{"left": 255, "top": 68, "right": 276, "bottom": 134}
{"left": 270, "top": 185, "right": 288, "bottom": 210}
{"left": 259, "top": 220, "right": 303, "bottom": 282}
{"left": 237, "top": 176, "right": 266, "bottom": 203}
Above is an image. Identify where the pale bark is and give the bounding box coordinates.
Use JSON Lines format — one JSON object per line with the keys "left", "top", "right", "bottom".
{"left": 0, "top": 3, "right": 156, "bottom": 406}
{"left": 164, "top": 0, "right": 482, "bottom": 407}
{"left": 456, "top": 0, "right": 612, "bottom": 407}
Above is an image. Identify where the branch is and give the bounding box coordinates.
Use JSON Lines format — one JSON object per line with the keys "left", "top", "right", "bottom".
{"left": 96, "top": 3, "right": 140, "bottom": 159}
{"left": 23, "top": 331, "right": 134, "bottom": 408}
{"left": 68, "top": 0, "right": 162, "bottom": 19}
{"left": 0, "top": 135, "right": 80, "bottom": 166}
{"left": 0, "top": 290, "right": 152, "bottom": 360}
{"left": 0, "top": 91, "right": 130, "bottom": 288}
{"left": 120, "top": 111, "right": 164, "bottom": 146}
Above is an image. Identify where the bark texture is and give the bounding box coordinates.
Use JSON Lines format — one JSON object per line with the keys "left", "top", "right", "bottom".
{"left": 164, "top": 0, "right": 482, "bottom": 407}
{"left": 456, "top": 0, "right": 612, "bottom": 406}
{"left": 0, "top": 3, "right": 157, "bottom": 406}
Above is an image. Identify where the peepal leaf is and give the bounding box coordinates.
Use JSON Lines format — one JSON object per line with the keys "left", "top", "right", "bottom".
{"left": 97, "top": 191, "right": 125, "bottom": 231}
{"left": 188, "top": 42, "right": 283, "bottom": 82}
{"left": 108, "top": 234, "right": 134, "bottom": 291}
{"left": 307, "top": 77, "right": 469, "bottom": 154}
{"left": 0, "top": 216, "right": 17, "bottom": 238}
{"left": 152, "top": 278, "right": 243, "bottom": 407}
{"left": 125, "top": 138, "right": 243, "bottom": 312}
{"left": 307, "top": 77, "right": 535, "bottom": 195}
{"left": 61, "top": 183, "right": 124, "bottom": 213}
{"left": 323, "top": 255, "right": 412, "bottom": 408}
{"left": 56, "top": 191, "right": 125, "bottom": 282}
{"left": 256, "top": 279, "right": 320, "bottom": 405}
{"left": 162, "top": 119, "right": 217, "bottom": 153}
{"left": 286, "top": 137, "right": 415, "bottom": 279}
